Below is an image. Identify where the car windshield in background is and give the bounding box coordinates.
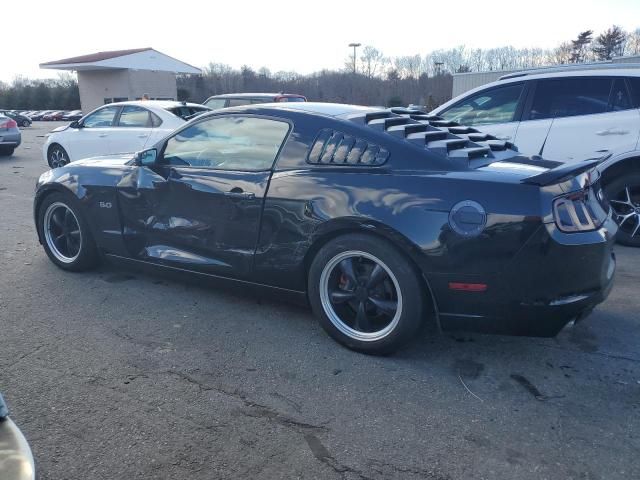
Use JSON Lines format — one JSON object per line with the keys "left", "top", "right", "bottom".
{"left": 167, "top": 106, "right": 211, "bottom": 120}
{"left": 278, "top": 96, "right": 305, "bottom": 102}
{"left": 204, "top": 99, "right": 226, "bottom": 109}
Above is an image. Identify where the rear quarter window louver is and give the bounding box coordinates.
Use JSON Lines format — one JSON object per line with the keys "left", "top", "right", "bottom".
{"left": 307, "top": 129, "right": 389, "bottom": 166}
{"left": 346, "top": 107, "right": 519, "bottom": 168}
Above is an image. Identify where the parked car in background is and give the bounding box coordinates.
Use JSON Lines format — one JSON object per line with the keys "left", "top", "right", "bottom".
{"left": 42, "top": 111, "right": 67, "bottom": 121}
{"left": 30, "top": 110, "right": 55, "bottom": 121}
{"left": 62, "top": 110, "right": 83, "bottom": 121}
{"left": 203, "top": 92, "right": 306, "bottom": 110}
{"left": 0, "top": 110, "right": 32, "bottom": 127}
{"left": 34, "top": 103, "right": 616, "bottom": 354}
{"left": 43, "top": 100, "right": 206, "bottom": 168}
{"left": 0, "top": 114, "right": 21, "bottom": 156}
{"left": 431, "top": 65, "right": 640, "bottom": 246}
{"left": 0, "top": 393, "right": 35, "bottom": 480}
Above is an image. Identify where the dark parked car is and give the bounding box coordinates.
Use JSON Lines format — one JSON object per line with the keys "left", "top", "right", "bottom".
{"left": 30, "top": 110, "right": 54, "bottom": 121}
{"left": 0, "top": 115, "right": 21, "bottom": 156}
{"left": 34, "top": 103, "right": 617, "bottom": 354}
{"left": 42, "top": 111, "right": 66, "bottom": 121}
{"left": 203, "top": 92, "right": 306, "bottom": 110}
{"left": 0, "top": 111, "right": 31, "bottom": 127}
{"left": 0, "top": 393, "right": 35, "bottom": 480}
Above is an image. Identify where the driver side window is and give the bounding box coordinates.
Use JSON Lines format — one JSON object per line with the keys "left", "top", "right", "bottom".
{"left": 162, "top": 116, "right": 290, "bottom": 171}
{"left": 82, "top": 106, "right": 119, "bottom": 128}
{"left": 440, "top": 84, "right": 524, "bottom": 126}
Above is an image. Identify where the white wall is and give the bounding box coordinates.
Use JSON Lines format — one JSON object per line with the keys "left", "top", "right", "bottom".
{"left": 77, "top": 70, "right": 177, "bottom": 112}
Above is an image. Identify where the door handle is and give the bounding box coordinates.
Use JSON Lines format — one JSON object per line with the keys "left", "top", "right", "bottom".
{"left": 596, "top": 128, "right": 629, "bottom": 136}
{"left": 225, "top": 188, "right": 255, "bottom": 199}
{"left": 137, "top": 134, "right": 148, "bottom": 138}
{"left": 98, "top": 133, "right": 108, "bottom": 138}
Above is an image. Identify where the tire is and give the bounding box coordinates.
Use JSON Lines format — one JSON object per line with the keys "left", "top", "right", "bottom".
{"left": 604, "top": 172, "right": 640, "bottom": 247}
{"left": 22, "top": 119, "right": 30, "bottom": 128}
{"left": 0, "top": 146, "right": 14, "bottom": 156}
{"left": 48, "top": 144, "right": 70, "bottom": 168}
{"left": 37, "top": 192, "right": 100, "bottom": 271}
{"left": 308, "top": 233, "right": 426, "bottom": 355}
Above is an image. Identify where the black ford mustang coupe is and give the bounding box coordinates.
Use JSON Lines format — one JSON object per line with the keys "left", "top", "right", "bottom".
{"left": 34, "top": 103, "right": 617, "bottom": 354}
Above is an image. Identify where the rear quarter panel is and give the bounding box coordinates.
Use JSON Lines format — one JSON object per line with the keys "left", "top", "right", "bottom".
{"left": 254, "top": 166, "right": 543, "bottom": 291}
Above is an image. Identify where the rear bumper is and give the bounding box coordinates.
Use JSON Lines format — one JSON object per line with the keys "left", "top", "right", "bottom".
{"left": 433, "top": 216, "right": 617, "bottom": 336}
{"left": 0, "top": 418, "right": 35, "bottom": 480}
{"left": 0, "top": 131, "right": 21, "bottom": 147}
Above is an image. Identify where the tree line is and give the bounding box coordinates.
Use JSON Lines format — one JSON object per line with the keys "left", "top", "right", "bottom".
{"left": 0, "top": 74, "right": 80, "bottom": 110}
{"left": 2, "top": 25, "right": 639, "bottom": 110}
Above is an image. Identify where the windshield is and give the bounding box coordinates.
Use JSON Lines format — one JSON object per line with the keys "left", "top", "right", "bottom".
{"left": 166, "top": 105, "right": 211, "bottom": 120}
{"left": 278, "top": 96, "right": 306, "bottom": 102}
{"left": 204, "top": 98, "right": 226, "bottom": 110}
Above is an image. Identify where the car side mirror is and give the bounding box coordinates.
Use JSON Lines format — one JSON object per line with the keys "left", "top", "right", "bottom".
{"left": 70, "top": 120, "right": 82, "bottom": 129}
{"left": 135, "top": 148, "right": 158, "bottom": 167}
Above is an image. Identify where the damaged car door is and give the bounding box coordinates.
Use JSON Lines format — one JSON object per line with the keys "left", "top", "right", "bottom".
{"left": 117, "top": 115, "right": 291, "bottom": 279}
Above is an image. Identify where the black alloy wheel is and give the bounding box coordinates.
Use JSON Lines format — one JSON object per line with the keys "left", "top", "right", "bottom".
{"left": 309, "top": 234, "right": 426, "bottom": 354}
{"left": 38, "top": 192, "right": 99, "bottom": 271}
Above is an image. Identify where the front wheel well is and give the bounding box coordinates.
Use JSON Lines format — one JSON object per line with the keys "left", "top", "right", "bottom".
{"left": 303, "top": 227, "right": 440, "bottom": 330}
{"left": 34, "top": 186, "right": 75, "bottom": 243}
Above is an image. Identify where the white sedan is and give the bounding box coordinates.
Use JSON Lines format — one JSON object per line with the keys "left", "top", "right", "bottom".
{"left": 43, "top": 101, "right": 210, "bottom": 168}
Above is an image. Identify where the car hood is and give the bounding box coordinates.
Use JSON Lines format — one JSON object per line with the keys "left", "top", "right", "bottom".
{"left": 69, "top": 153, "right": 136, "bottom": 168}
{"left": 49, "top": 125, "right": 69, "bottom": 133}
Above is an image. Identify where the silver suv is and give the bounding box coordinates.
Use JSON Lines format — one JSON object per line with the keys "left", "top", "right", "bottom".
{"left": 432, "top": 65, "right": 640, "bottom": 247}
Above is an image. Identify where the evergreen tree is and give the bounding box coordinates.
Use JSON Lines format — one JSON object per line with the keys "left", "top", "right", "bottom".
{"left": 570, "top": 30, "right": 593, "bottom": 63}
{"left": 592, "top": 25, "right": 626, "bottom": 60}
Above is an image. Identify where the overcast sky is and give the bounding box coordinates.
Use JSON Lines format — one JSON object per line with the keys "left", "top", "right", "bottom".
{"left": 3, "top": 0, "right": 639, "bottom": 82}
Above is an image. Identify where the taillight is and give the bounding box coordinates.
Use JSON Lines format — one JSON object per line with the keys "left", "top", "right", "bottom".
{"left": 0, "top": 119, "right": 17, "bottom": 130}
{"left": 552, "top": 188, "right": 608, "bottom": 233}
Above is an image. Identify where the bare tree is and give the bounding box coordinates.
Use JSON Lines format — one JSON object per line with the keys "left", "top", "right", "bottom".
{"left": 625, "top": 28, "right": 640, "bottom": 55}
{"left": 360, "top": 46, "right": 386, "bottom": 78}
{"left": 550, "top": 42, "right": 573, "bottom": 64}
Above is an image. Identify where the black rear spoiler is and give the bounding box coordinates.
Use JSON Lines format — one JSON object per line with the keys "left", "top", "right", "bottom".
{"left": 521, "top": 160, "right": 600, "bottom": 186}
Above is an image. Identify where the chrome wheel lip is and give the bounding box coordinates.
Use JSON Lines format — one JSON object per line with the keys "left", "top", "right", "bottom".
{"left": 43, "top": 202, "right": 82, "bottom": 264}
{"left": 49, "top": 148, "right": 68, "bottom": 168}
{"left": 319, "top": 250, "right": 402, "bottom": 342}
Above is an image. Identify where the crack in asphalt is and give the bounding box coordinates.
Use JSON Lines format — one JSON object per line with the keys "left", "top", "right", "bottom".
{"left": 164, "top": 370, "right": 327, "bottom": 432}
{"left": 304, "top": 433, "right": 375, "bottom": 480}
{"left": 3, "top": 343, "right": 45, "bottom": 369}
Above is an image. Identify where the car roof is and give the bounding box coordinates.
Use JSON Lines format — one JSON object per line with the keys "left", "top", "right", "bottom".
{"left": 432, "top": 67, "right": 640, "bottom": 114}
{"left": 105, "top": 100, "right": 205, "bottom": 109}
{"left": 214, "top": 102, "right": 379, "bottom": 118}
{"left": 207, "top": 93, "right": 304, "bottom": 99}
{"left": 497, "top": 67, "right": 640, "bottom": 83}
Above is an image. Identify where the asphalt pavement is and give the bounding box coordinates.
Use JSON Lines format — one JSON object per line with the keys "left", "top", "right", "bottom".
{"left": 1, "top": 123, "right": 639, "bottom": 480}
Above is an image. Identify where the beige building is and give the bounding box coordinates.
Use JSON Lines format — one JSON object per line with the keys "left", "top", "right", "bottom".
{"left": 451, "top": 54, "right": 640, "bottom": 98}
{"left": 40, "top": 48, "right": 201, "bottom": 113}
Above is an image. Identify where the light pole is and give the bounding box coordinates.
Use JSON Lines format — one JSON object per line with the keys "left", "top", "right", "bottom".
{"left": 348, "top": 43, "right": 361, "bottom": 74}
